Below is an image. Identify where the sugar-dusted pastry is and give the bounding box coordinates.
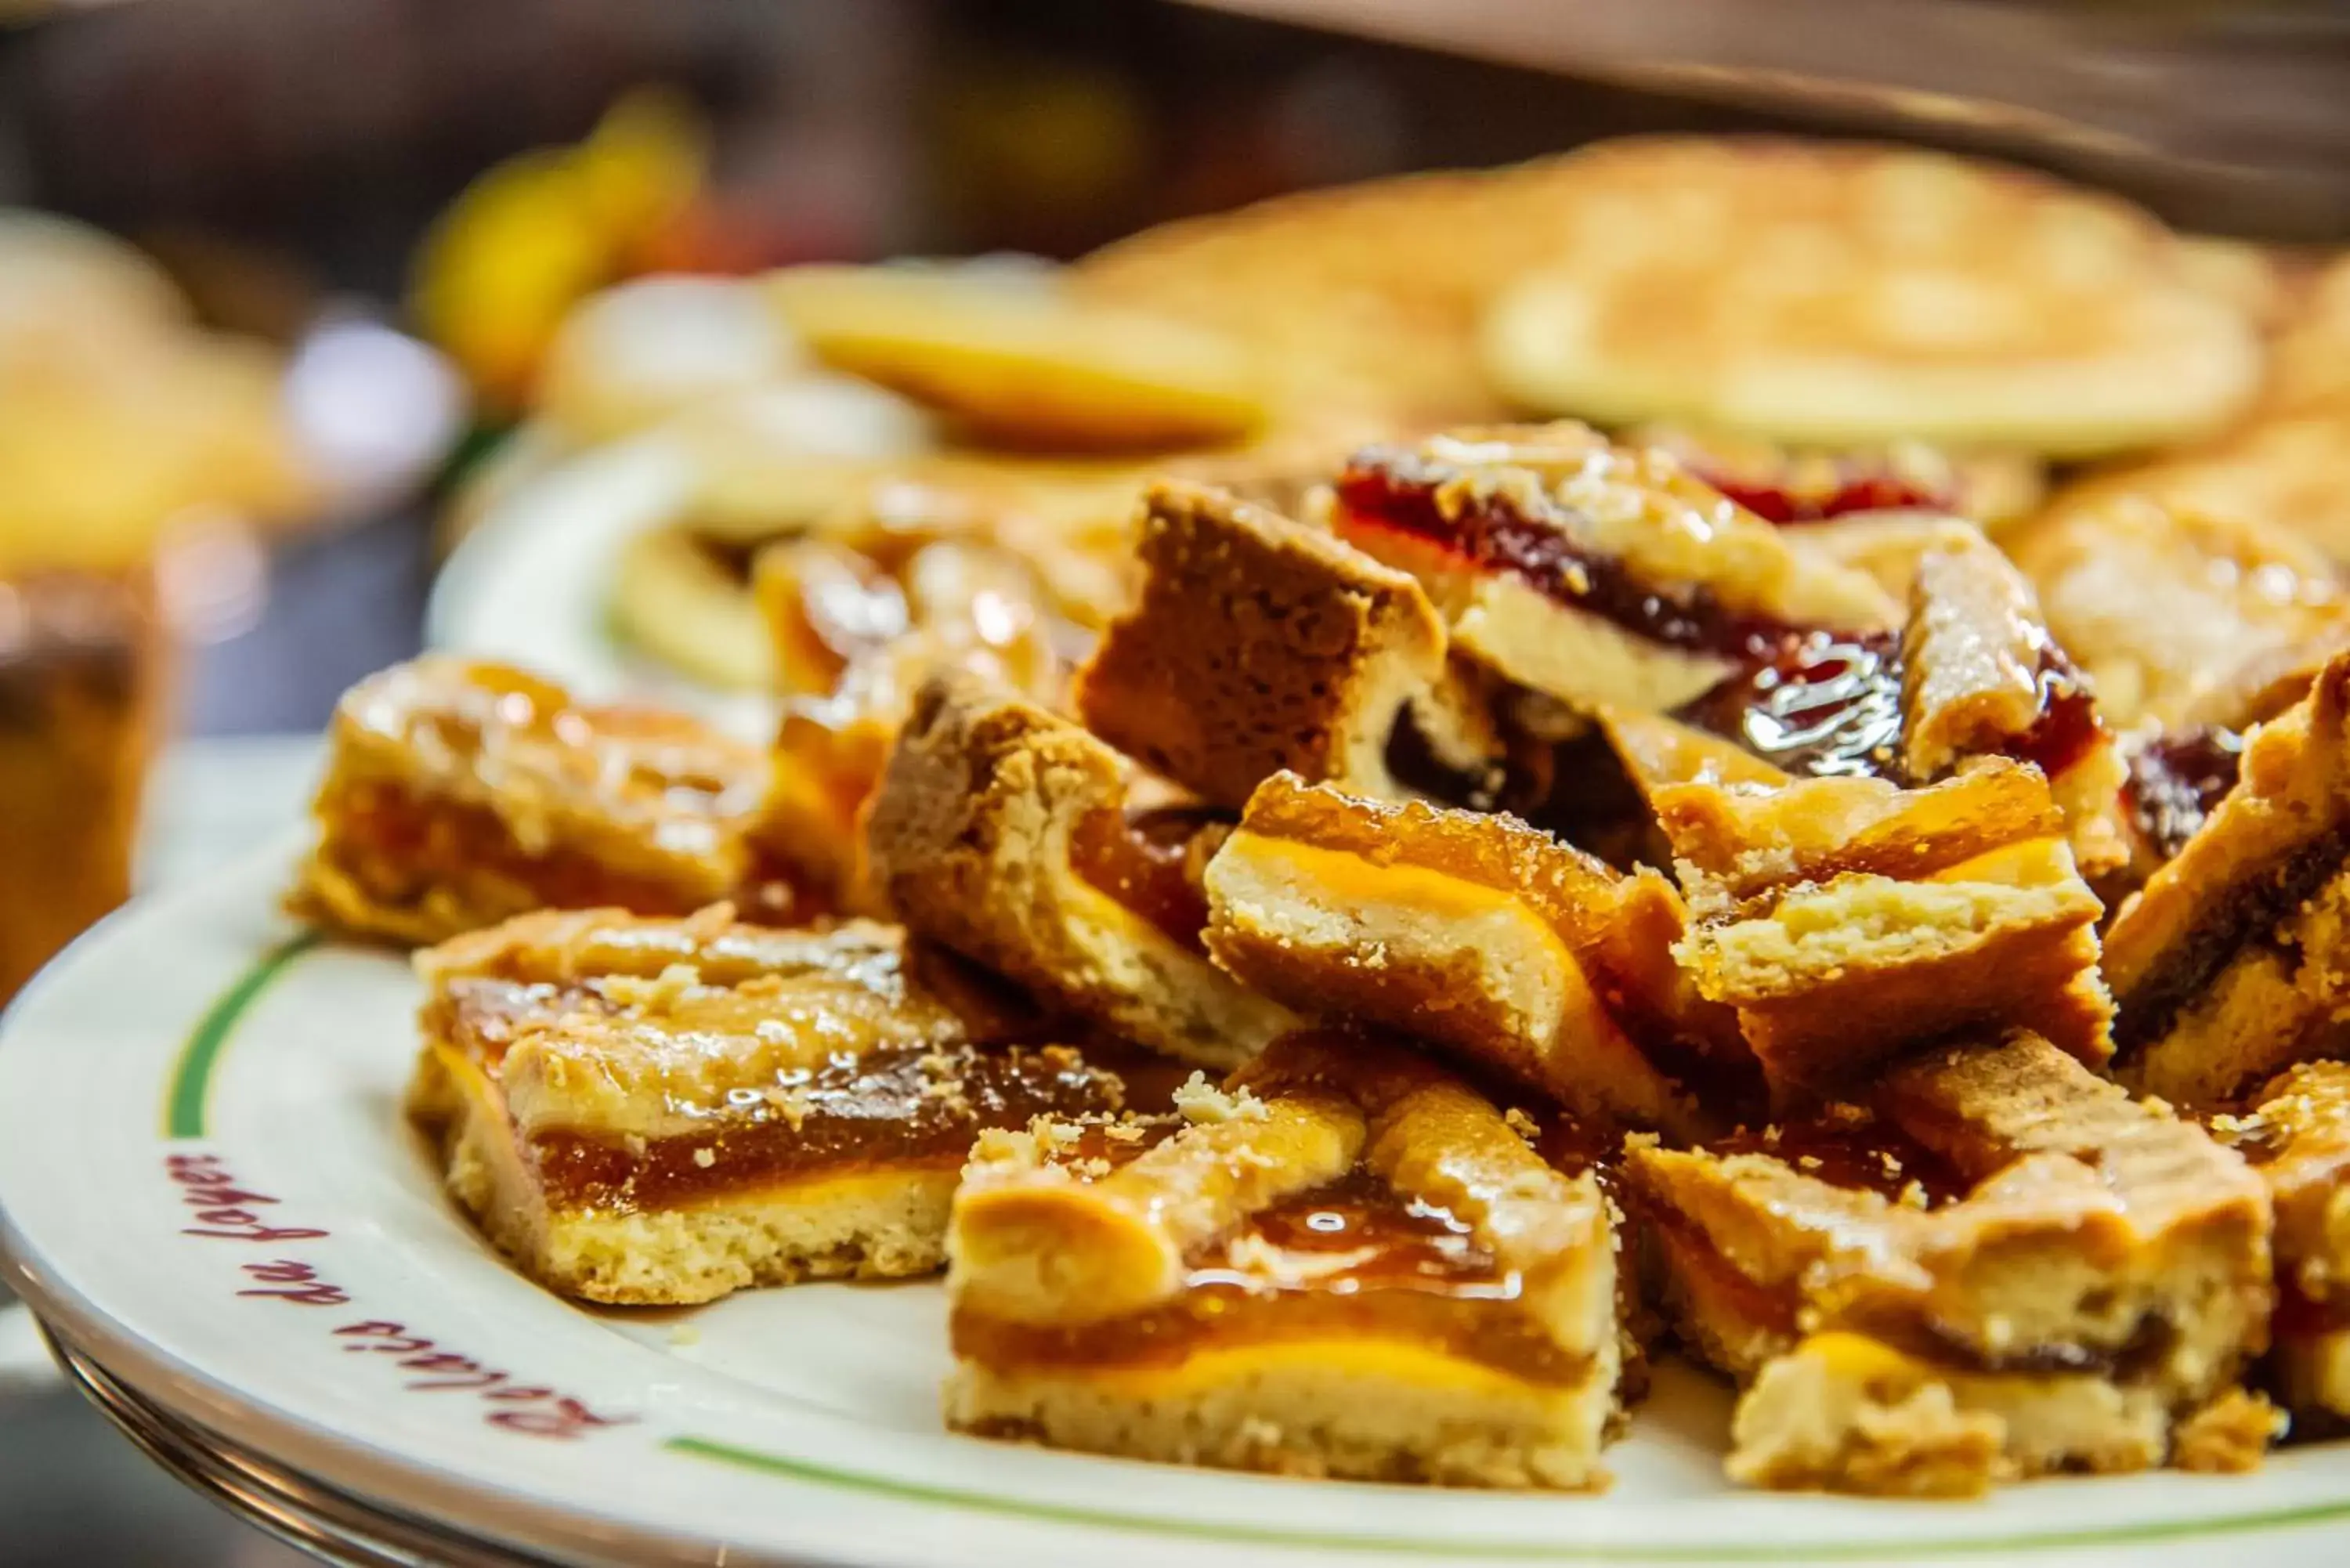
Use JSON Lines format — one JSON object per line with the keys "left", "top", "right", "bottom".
{"left": 2104, "top": 655, "right": 2350, "bottom": 1107}
{"left": 1202, "top": 772, "right": 1754, "bottom": 1136}
{"left": 765, "top": 265, "right": 1271, "bottom": 452}
{"left": 408, "top": 905, "right": 1170, "bottom": 1305}
{"left": 1075, "top": 479, "right": 1448, "bottom": 811}
{"left": 1627, "top": 1031, "right": 2276, "bottom": 1494}
{"left": 290, "top": 658, "right": 795, "bottom": 946}
{"left": 1655, "top": 760, "right": 2111, "bottom": 1102}
{"left": 865, "top": 673, "right": 1296, "bottom": 1069}
{"left": 2012, "top": 495, "right": 2350, "bottom": 732}
{"left": 945, "top": 1030, "right": 1626, "bottom": 1488}
{"left": 2214, "top": 1062, "right": 2350, "bottom": 1425}
{"left": 1330, "top": 425, "right": 1899, "bottom": 719}
{"left": 1483, "top": 138, "right": 2261, "bottom": 456}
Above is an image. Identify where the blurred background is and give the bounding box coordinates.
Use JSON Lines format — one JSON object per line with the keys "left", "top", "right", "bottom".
{"left": 0, "top": 0, "right": 2345, "bottom": 1562}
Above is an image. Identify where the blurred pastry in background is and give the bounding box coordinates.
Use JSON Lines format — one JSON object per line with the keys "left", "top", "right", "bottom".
{"left": 0, "top": 212, "right": 312, "bottom": 999}
{"left": 1482, "top": 139, "right": 2263, "bottom": 457}
{"left": 766, "top": 264, "right": 1274, "bottom": 453}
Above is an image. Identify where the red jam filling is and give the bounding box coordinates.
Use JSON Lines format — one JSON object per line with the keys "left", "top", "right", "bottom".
{"left": 1334, "top": 449, "right": 1815, "bottom": 663}
{"left": 1673, "top": 630, "right": 1905, "bottom": 779}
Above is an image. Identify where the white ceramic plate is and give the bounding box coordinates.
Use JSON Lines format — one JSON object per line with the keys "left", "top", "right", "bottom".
{"left": 427, "top": 434, "right": 779, "bottom": 743}
{"left": 6, "top": 852, "right": 2350, "bottom": 1567}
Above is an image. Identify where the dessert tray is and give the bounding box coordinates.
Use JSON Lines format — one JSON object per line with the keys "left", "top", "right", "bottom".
{"left": 1, "top": 852, "right": 2345, "bottom": 1566}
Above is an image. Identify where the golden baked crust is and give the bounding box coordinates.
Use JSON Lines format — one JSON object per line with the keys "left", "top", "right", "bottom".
{"left": 2012, "top": 495, "right": 2350, "bottom": 732}
{"left": 1075, "top": 479, "right": 1446, "bottom": 811}
{"left": 945, "top": 1030, "right": 1623, "bottom": 1488}
{"left": 1202, "top": 772, "right": 1752, "bottom": 1137}
{"left": 865, "top": 673, "right": 1296, "bottom": 1068}
{"left": 409, "top": 905, "right": 1155, "bottom": 1305}
{"left": 1656, "top": 762, "right": 2111, "bottom": 1102}
{"left": 1899, "top": 528, "right": 2129, "bottom": 876}
{"left": 2216, "top": 1061, "right": 2350, "bottom": 1424}
{"left": 1629, "top": 1031, "right": 2275, "bottom": 1493}
{"left": 289, "top": 658, "right": 790, "bottom": 946}
{"left": 1329, "top": 425, "right": 1899, "bottom": 718}
{"left": 1481, "top": 138, "right": 2260, "bottom": 457}
{"left": 2104, "top": 655, "right": 2350, "bottom": 1105}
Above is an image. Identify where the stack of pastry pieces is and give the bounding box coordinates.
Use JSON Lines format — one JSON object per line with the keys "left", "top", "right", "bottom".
{"left": 291, "top": 414, "right": 2300, "bottom": 1497}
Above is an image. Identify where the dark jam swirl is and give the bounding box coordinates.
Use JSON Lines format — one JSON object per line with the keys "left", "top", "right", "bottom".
{"left": 1674, "top": 630, "right": 1905, "bottom": 779}
{"left": 2124, "top": 725, "right": 2245, "bottom": 865}
{"left": 1335, "top": 450, "right": 1813, "bottom": 663}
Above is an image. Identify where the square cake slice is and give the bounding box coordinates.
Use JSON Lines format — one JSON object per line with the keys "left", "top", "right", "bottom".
{"left": 291, "top": 657, "right": 795, "bottom": 945}
{"left": 1329, "top": 424, "right": 1898, "bottom": 717}
{"left": 1655, "top": 760, "right": 2111, "bottom": 1103}
{"left": 2215, "top": 1062, "right": 2350, "bottom": 1425}
{"left": 864, "top": 672, "right": 1296, "bottom": 1069}
{"left": 408, "top": 905, "right": 1167, "bottom": 1305}
{"left": 1627, "top": 1031, "right": 2276, "bottom": 1494}
{"left": 1073, "top": 479, "right": 1448, "bottom": 811}
{"left": 2104, "top": 653, "right": 2350, "bottom": 1106}
{"left": 944, "top": 1030, "right": 1624, "bottom": 1488}
{"left": 1202, "top": 771, "right": 1755, "bottom": 1138}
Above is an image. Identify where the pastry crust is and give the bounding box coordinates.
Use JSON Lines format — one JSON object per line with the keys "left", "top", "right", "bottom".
{"left": 1075, "top": 480, "right": 1447, "bottom": 811}
{"left": 2218, "top": 1061, "right": 2350, "bottom": 1425}
{"left": 1629, "top": 1031, "right": 2275, "bottom": 1493}
{"left": 1202, "top": 772, "right": 1752, "bottom": 1137}
{"left": 2104, "top": 655, "right": 2350, "bottom": 1105}
{"left": 865, "top": 673, "right": 1296, "bottom": 1068}
{"left": 2012, "top": 495, "right": 2350, "bottom": 732}
{"left": 945, "top": 1031, "right": 1624, "bottom": 1489}
{"left": 1656, "top": 762, "right": 2111, "bottom": 1101}
{"left": 409, "top": 905, "right": 1150, "bottom": 1305}
{"left": 1480, "top": 138, "right": 2260, "bottom": 456}
{"left": 289, "top": 658, "right": 787, "bottom": 946}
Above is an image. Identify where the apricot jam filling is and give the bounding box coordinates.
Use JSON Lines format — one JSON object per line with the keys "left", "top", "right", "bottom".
{"left": 324, "top": 779, "right": 717, "bottom": 916}
{"left": 952, "top": 1169, "right": 1596, "bottom": 1387}
{"left": 525, "top": 1042, "right": 1152, "bottom": 1212}
{"left": 1705, "top": 1111, "right": 1971, "bottom": 1208}
{"left": 1068, "top": 804, "right": 1224, "bottom": 952}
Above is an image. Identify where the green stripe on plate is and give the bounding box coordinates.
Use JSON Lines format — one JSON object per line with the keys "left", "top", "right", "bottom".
{"left": 161, "top": 930, "right": 323, "bottom": 1140}
{"left": 665, "top": 1435, "right": 2350, "bottom": 1560}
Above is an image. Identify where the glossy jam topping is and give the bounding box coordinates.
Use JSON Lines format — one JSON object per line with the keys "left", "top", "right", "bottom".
{"left": 1706, "top": 1108, "right": 1970, "bottom": 1208}
{"left": 951, "top": 1167, "right": 1595, "bottom": 1387}
{"left": 526, "top": 1042, "right": 1166, "bottom": 1211}
{"left": 2007, "top": 642, "right": 2106, "bottom": 782}
{"left": 1676, "top": 631, "right": 1904, "bottom": 779}
{"left": 1335, "top": 450, "right": 1812, "bottom": 663}
{"left": 2125, "top": 725, "right": 2245, "bottom": 864}
{"left": 1068, "top": 805, "right": 1222, "bottom": 952}
{"left": 1184, "top": 1170, "right": 1512, "bottom": 1297}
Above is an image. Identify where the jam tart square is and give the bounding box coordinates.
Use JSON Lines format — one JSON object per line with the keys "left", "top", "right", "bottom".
{"left": 289, "top": 657, "right": 791, "bottom": 946}
{"left": 2104, "top": 653, "right": 2350, "bottom": 1107}
{"left": 1073, "top": 478, "right": 1449, "bottom": 812}
{"left": 407, "top": 905, "right": 1158, "bottom": 1306}
{"left": 1628, "top": 1031, "right": 2275, "bottom": 1494}
{"left": 1201, "top": 771, "right": 1755, "bottom": 1139}
{"left": 864, "top": 672, "right": 1296, "bottom": 1070}
{"left": 1656, "top": 759, "right": 2112, "bottom": 1103}
{"left": 944, "top": 1029, "right": 1625, "bottom": 1489}
{"left": 2216, "top": 1061, "right": 2350, "bottom": 1425}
